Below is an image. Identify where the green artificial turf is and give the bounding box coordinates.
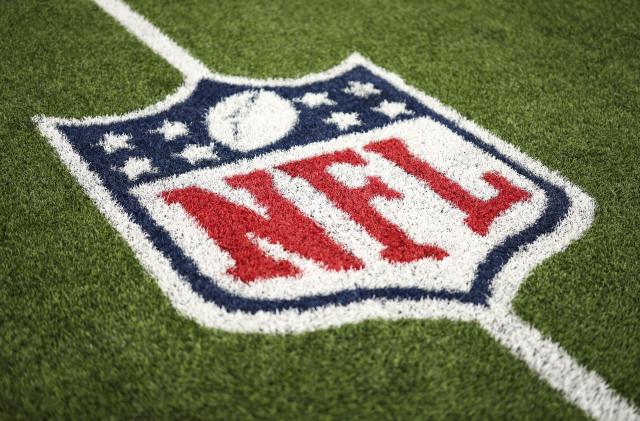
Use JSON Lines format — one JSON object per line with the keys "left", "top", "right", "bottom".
{"left": 1, "top": 0, "right": 638, "bottom": 418}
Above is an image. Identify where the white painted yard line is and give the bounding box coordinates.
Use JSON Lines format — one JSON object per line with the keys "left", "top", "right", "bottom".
{"left": 479, "top": 310, "right": 639, "bottom": 421}
{"left": 93, "top": 0, "right": 212, "bottom": 81}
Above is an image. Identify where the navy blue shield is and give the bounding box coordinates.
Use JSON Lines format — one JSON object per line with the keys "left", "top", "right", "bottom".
{"left": 36, "top": 55, "right": 594, "bottom": 332}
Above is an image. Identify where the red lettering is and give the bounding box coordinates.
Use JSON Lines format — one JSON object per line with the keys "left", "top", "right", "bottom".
{"left": 278, "top": 150, "right": 448, "bottom": 263}
{"left": 364, "top": 138, "right": 530, "bottom": 235}
{"left": 162, "top": 170, "right": 363, "bottom": 283}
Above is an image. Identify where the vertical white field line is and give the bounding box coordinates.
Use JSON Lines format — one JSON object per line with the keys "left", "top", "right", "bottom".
{"left": 92, "top": 0, "right": 212, "bottom": 81}
{"left": 479, "top": 311, "right": 639, "bottom": 421}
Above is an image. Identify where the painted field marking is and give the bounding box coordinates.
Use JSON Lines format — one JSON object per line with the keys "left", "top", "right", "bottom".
{"left": 34, "top": 1, "right": 639, "bottom": 419}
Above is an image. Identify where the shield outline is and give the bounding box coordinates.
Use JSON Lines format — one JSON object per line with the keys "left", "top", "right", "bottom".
{"left": 34, "top": 53, "right": 595, "bottom": 333}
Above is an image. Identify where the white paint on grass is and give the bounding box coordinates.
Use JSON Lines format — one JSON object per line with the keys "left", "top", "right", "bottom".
{"left": 479, "top": 311, "right": 639, "bottom": 421}
{"left": 120, "top": 156, "right": 156, "bottom": 180}
{"left": 295, "top": 92, "right": 336, "bottom": 108}
{"left": 177, "top": 143, "right": 219, "bottom": 164}
{"left": 325, "top": 111, "right": 361, "bottom": 130}
{"left": 92, "top": 0, "right": 212, "bottom": 81}
{"left": 343, "top": 80, "right": 381, "bottom": 98}
{"left": 32, "top": 1, "right": 639, "bottom": 419}
{"left": 99, "top": 132, "right": 132, "bottom": 153}
{"left": 152, "top": 120, "right": 189, "bottom": 140}
{"left": 207, "top": 90, "right": 298, "bottom": 152}
{"left": 373, "top": 100, "right": 413, "bottom": 119}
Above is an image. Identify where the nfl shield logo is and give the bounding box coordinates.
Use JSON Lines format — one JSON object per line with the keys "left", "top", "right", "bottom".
{"left": 33, "top": 2, "right": 640, "bottom": 416}
{"left": 35, "top": 54, "right": 594, "bottom": 333}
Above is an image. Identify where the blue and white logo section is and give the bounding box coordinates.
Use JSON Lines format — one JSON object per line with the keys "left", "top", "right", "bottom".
{"left": 34, "top": 54, "right": 594, "bottom": 333}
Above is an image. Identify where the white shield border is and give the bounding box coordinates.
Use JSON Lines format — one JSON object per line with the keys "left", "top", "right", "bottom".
{"left": 34, "top": 53, "right": 595, "bottom": 333}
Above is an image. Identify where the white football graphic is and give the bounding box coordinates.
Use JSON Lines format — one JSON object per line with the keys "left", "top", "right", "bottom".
{"left": 207, "top": 90, "right": 298, "bottom": 152}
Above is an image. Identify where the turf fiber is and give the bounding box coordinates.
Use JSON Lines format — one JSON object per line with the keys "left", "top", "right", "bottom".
{"left": 1, "top": 0, "right": 638, "bottom": 418}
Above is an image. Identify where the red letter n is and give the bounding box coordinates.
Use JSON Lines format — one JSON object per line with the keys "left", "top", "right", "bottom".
{"left": 161, "top": 170, "right": 363, "bottom": 283}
